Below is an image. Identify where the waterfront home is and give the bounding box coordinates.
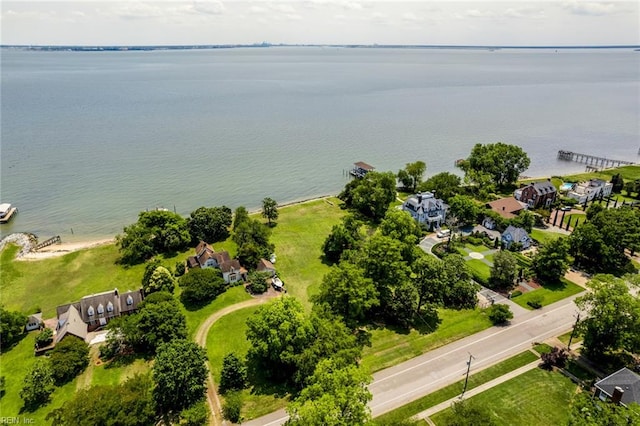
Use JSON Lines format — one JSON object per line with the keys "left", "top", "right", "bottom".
{"left": 501, "top": 226, "right": 532, "bottom": 250}
{"left": 567, "top": 179, "right": 613, "bottom": 204}
{"left": 187, "top": 241, "right": 248, "bottom": 284}
{"left": 220, "top": 259, "right": 248, "bottom": 284}
{"left": 514, "top": 180, "right": 557, "bottom": 209}
{"left": 402, "top": 191, "right": 448, "bottom": 231}
{"left": 486, "top": 197, "right": 528, "bottom": 219}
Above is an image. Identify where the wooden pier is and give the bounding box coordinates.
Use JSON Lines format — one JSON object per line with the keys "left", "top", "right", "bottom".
{"left": 35, "top": 235, "right": 61, "bottom": 251}
{"left": 0, "top": 207, "right": 17, "bottom": 224}
{"left": 557, "top": 150, "right": 636, "bottom": 168}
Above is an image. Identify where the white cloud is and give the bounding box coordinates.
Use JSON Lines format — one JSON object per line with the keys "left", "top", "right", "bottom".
{"left": 402, "top": 12, "right": 423, "bottom": 22}
{"left": 466, "top": 9, "right": 496, "bottom": 18}
{"left": 563, "top": 1, "right": 617, "bottom": 16}
{"left": 192, "top": 0, "right": 225, "bottom": 15}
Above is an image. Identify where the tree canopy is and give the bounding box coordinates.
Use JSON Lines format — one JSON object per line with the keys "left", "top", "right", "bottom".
{"left": 233, "top": 218, "right": 274, "bottom": 268}
{"left": 568, "top": 392, "right": 640, "bottom": 426}
{"left": 532, "top": 237, "right": 572, "bottom": 283}
{"left": 49, "top": 336, "right": 89, "bottom": 385}
{"left": 179, "top": 267, "right": 226, "bottom": 308}
{"left": 144, "top": 266, "right": 177, "bottom": 295}
{"left": 117, "top": 210, "right": 190, "bottom": 264}
{"left": 0, "top": 306, "right": 27, "bottom": 351}
{"left": 286, "top": 359, "right": 372, "bottom": 426}
{"left": 575, "top": 274, "right": 640, "bottom": 361}
{"left": 153, "top": 339, "right": 209, "bottom": 412}
{"left": 448, "top": 194, "right": 479, "bottom": 226}
{"left": 339, "top": 171, "right": 397, "bottom": 222}
{"left": 137, "top": 299, "right": 188, "bottom": 352}
{"left": 418, "top": 172, "right": 462, "bottom": 202}
{"left": 187, "top": 206, "right": 232, "bottom": 243}
{"left": 397, "top": 161, "right": 426, "bottom": 193}
{"left": 21, "top": 358, "right": 54, "bottom": 411}
{"left": 322, "top": 214, "right": 364, "bottom": 263}
{"left": 490, "top": 250, "right": 518, "bottom": 290}
{"left": 262, "top": 197, "right": 279, "bottom": 226}
{"left": 458, "top": 142, "right": 530, "bottom": 189}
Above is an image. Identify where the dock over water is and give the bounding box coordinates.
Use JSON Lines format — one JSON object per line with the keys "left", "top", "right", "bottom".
{"left": 557, "top": 150, "right": 636, "bottom": 169}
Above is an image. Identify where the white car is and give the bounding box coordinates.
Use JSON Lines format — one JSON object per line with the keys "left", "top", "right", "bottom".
{"left": 436, "top": 229, "right": 451, "bottom": 238}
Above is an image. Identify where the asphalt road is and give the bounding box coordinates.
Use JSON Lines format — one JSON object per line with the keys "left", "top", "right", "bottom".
{"left": 243, "top": 294, "right": 582, "bottom": 426}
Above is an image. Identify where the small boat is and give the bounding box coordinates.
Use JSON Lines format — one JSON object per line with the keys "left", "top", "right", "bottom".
{"left": 0, "top": 203, "right": 17, "bottom": 223}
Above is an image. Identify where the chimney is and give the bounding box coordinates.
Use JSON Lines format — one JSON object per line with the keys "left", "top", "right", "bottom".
{"left": 612, "top": 386, "right": 624, "bottom": 405}
{"left": 502, "top": 206, "right": 505, "bottom": 211}
{"left": 417, "top": 194, "right": 423, "bottom": 203}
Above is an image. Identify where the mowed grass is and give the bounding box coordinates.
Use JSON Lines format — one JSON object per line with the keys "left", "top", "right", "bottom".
{"left": 206, "top": 305, "right": 288, "bottom": 420}
{"left": 0, "top": 244, "right": 147, "bottom": 317}
{"left": 561, "top": 164, "right": 640, "bottom": 183}
{"left": 430, "top": 367, "right": 578, "bottom": 426}
{"left": 183, "top": 285, "right": 252, "bottom": 338}
{"left": 374, "top": 350, "right": 539, "bottom": 424}
{"left": 562, "top": 213, "right": 586, "bottom": 227}
{"left": 268, "top": 198, "right": 345, "bottom": 309}
{"left": 530, "top": 228, "right": 562, "bottom": 246}
{"left": 465, "top": 259, "right": 491, "bottom": 284}
{"left": 512, "top": 278, "right": 584, "bottom": 310}
{"left": 362, "top": 308, "right": 493, "bottom": 373}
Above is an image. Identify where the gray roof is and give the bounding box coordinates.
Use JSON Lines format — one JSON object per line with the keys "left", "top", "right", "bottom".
{"left": 404, "top": 192, "right": 447, "bottom": 214}
{"left": 502, "top": 225, "right": 530, "bottom": 243}
{"left": 57, "top": 288, "right": 144, "bottom": 326}
{"left": 595, "top": 368, "right": 640, "bottom": 406}
{"left": 56, "top": 305, "right": 87, "bottom": 343}
{"left": 531, "top": 181, "right": 557, "bottom": 195}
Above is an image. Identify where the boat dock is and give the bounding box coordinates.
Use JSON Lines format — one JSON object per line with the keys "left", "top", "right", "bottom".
{"left": 557, "top": 150, "right": 636, "bottom": 168}
{"left": 35, "top": 235, "right": 61, "bottom": 251}
{"left": 0, "top": 205, "right": 17, "bottom": 224}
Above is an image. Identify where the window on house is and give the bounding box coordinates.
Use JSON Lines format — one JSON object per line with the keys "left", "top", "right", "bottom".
{"left": 107, "top": 302, "right": 114, "bottom": 313}
{"left": 88, "top": 306, "right": 95, "bottom": 316}
{"left": 97, "top": 304, "right": 104, "bottom": 314}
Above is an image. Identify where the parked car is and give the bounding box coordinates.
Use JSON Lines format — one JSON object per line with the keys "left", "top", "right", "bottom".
{"left": 560, "top": 206, "right": 572, "bottom": 211}
{"left": 437, "top": 229, "right": 451, "bottom": 238}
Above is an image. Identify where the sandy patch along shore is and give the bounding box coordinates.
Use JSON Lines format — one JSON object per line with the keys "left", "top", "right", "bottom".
{"left": 17, "top": 238, "right": 115, "bottom": 261}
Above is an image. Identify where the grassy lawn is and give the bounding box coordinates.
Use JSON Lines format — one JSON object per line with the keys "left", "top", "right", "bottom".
{"left": 182, "top": 285, "right": 252, "bottom": 338}
{"left": 562, "top": 213, "right": 586, "bottom": 227}
{"left": 206, "top": 305, "right": 288, "bottom": 420}
{"left": 512, "top": 278, "right": 584, "bottom": 310}
{"left": 561, "top": 165, "right": 640, "bottom": 183}
{"left": 558, "top": 330, "right": 582, "bottom": 346}
{"left": 362, "top": 308, "right": 493, "bottom": 373}
{"left": 430, "top": 367, "right": 578, "bottom": 426}
{"left": 530, "top": 229, "right": 562, "bottom": 246}
{"left": 374, "top": 350, "right": 539, "bottom": 424}
{"left": 465, "top": 259, "right": 491, "bottom": 284}
{"left": 457, "top": 243, "right": 491, "bottom": 254}
{"left": 268, "top": 198, "right": 345, "bottom": 309}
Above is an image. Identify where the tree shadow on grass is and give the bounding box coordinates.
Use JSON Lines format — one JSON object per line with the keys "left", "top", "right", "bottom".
{"left": 104, "top": 351, "right": 152, "bottom": 369}
{"left": 245, "top": 359, "right": 297, "bottom": 399}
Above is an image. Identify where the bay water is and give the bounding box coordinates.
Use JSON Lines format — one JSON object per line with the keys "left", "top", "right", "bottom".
{"left": 1, "top": 47, "right": 638, "bottom": 241}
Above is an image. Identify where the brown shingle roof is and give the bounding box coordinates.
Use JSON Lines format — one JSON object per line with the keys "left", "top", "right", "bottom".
{"left": 487, "top": 197, "right": 527, "bottom": 219}
{"left": 257, "top": 258, "right": 275, "bottom": 273}
{"left": 354, "top": 162, "right": 374, "bottom": 171}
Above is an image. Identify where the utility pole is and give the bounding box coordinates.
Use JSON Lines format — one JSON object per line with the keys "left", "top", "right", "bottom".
{"left": 461, "top": 353, "right": 475, "bottom": 398}
{"left": 568, "top": 312, "right": 581, "bottom": 351}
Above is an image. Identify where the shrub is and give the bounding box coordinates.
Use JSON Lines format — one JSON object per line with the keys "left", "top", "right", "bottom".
{"left": 180, "top": 401, "right": 209, "bottom": 426}
{"left": 222, "top": 392, "right": 242, "bottom": 423}
{"left": 174, "top": 261, "right": 186, "bottom": 277}
{"left": 219, "top": 353, "right": 247, "bottom": 394}
{"left": 541, "top": 346, "right": 569, "bottom": 370}
{"left": 247, "top": 271, "right": 270, "bottom": 294}
{"left": 510, "top": 290, "right": 522, "bottom": 298}
{"left": 35, "top": 328, "right": 53, "bottom": 348}
{"left": 527, "top": 294, "right": 544, "bottom": 309}
{"left": 49, "top": 336, "right": 90, "bottom": 385}
{"left": 487, "top": 304, "right": 513, "bottom": 325}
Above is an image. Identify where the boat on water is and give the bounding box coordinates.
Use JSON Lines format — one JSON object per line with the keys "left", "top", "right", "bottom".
{"left": 0, "top": 203, "right": 18, "bottom": 223}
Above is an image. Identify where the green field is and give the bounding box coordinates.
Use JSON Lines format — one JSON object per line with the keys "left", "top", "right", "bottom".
{"left": 268, "top": 198, "right": 345, "bottom": 308}
{"left": 430, "top": 367, "right": 578, "bottom": 425}
{"left": 560, "top": 165, "right": 640, "bottom": 183}
{"left": 511, "top": 278, "right": 584, "bottom": 310}
{"left": 375, "top": 350, "right": 539, "bottom": 424}
{"left": 362, "top": 308, "right": 493, "bottom": 372}
{"left": 530, "top": 228, "right": 562, "bottom": 246}
{"left": 562, "top": 213, "right": 586, "bottom": 228}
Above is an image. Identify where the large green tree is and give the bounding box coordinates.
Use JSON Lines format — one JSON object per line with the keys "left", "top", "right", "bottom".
{"left": 179, "top": 267, "right": 226, "bottom": 307}
{"left": 144, "top": 266, "right": 177, "bottom": 295}
{"left": 490, "top": 250, "right": 518, "bottom": 290}
{"left": 137, "top": 299, "right": 188, "bottom": 352}
{"left": 286, "top": 359, "right": 372, "bottom": 426}
{"left": 339, "top": 171, "right": 397, "bottom": 222}
{"left": 575, "top": 274, "right": 640, "bottom": 360}
{"left": 20, "top": 358, "right": 54, "bottom": 411}
{"left": 418, "top": 172, "right": 462, "bottom": 202}
{"left": 532, "top": 237, "right": 572, "bottom": 283}
{"left": 153, "top": 339, "right": 209, "bottom": 412}
{"left": 49, "top": 336, "right": 90, "bottom": 385}
{"left": 379, "top": 209, "right": 422, "bottom": 246}
{"left": 187, "top": 206, "right": 232, "bottom": 243}
{"left": 568, "top": 392, "right": 640, "bottom": 426}
{"left": 0, "top": 306, "right": 27, "bottom": 351}
{"left": 233, "top": 218, "right": 274, "bottom": 268}
{"left": 448, "top": 195, "right": 479, "bottom": 226}
{"left": 397, "top": 161, "right": 426, "bottom": 193}
{"left": 219, "top": 353, "right": 247, "bottom": 394}
{"left": 322, "top": 215, "right": 364, "bottom": 263}
{"left": 262, "top": 197, "right": 279, "bottom": 226}
{"left": 46, "top": 374, "right": 156, "bottom": 426}
{"left": 314, "top": 262, "right": 379, "bottom": 328}
{"left": 117, "top": 210, "right": 190, "bottom": 264}
{"left": 458, "top": 142, "right": 530, "bottom": 189}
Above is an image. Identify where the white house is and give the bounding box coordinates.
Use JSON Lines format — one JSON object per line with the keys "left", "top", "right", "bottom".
{"left": 402, "top": 192, "right": 448, "bottom": 230}
{"left": 25, "top": 313, "right": 43, "bottom": 331}
{"left": 567, "top": 179, "right": 613, "bottom": 204}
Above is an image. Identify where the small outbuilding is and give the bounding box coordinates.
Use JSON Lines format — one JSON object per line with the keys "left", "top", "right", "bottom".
{"left": 25, "top": 312, "right": 43, "bottom": 331}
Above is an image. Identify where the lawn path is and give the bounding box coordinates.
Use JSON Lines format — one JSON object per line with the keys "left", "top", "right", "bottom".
{"left": 194, "top": 292, "right": 279, "bottom": 426}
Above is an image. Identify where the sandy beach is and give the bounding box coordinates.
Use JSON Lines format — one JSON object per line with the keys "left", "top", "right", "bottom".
{"left": 17, "top": 238, "right": 115, "bottom": 261}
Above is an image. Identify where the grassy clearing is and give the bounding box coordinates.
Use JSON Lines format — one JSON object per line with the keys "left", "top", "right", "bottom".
{"left": 561, "top": 165, "right": 640, "bottom": 183}
{"left": 532, "top": 343, "right": 552, "bottom": 354}
{"left": 268, "top": 198, "right": 345, "bottom": 309}
{"left": 183, "top": 285, "right": 252, "bottom": 338}
{"left": 562, "top": 213, "right": 586, "bottom": 227}
{"left": 530, "top": 229, "right": 562, "bottom": 246}
{"left": 465, "top": 259, "right": 491, "bottom": 284}
{"left": 512, "top": 278, "right": 584, "bottom": 310}
{"left": 430, "top": 367, "right": 578, "bottom": 426}
{"left": 558, "top": 330, "right": 582, "bottom": 346}
{"left": 374, "top": 350, "right": 538, "bottom": 424}
{"left": 205, "top": 305, "right": 288, "bottom": 420}
{"left": 362, "top": 308, "right": 493, "bottom": 373}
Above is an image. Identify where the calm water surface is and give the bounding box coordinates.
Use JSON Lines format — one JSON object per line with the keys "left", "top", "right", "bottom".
{"left": 1, "top": 47, "right": 638, "bottom": 240}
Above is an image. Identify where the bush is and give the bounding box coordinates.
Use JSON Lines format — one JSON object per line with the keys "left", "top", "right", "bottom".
{"left": 510, "top": 290, "right": 522, "bottom": 298}
{"left": 219, "top": 353, "right": 247, "bottom": 394}
{"left": 35, "top": 328, "right": 53, "bottom": 349}
{"left": 174, "top": 261, "right": 186, "bottom": 277}
{"left": 49, "top": 336, "right": 90, "bottom": 385}
{"left": 487, "top": 304, "right": 513, "bottom": 325}
{"left": 526, "top": 294, "right": 544, "bottom": 309}
{"left": 247, "top": 271, "right": 270, "bottom": 294}
{"left": 222, "top": 392, "right": 242, "bottom": 423}
{"left": 541, "top": 346, "right": 569, "bottom": 370}
{"left": 180, "top": 401, "right": 209, "bottom": 426}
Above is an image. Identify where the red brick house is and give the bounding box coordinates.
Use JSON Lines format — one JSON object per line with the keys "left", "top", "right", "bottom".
{"left": 514, "top": 180, "right": 557, "bottom": 209}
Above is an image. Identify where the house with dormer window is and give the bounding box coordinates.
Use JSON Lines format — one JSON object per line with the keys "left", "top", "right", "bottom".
{"left": 187, "top": 241, "right": 248, "bottom": 284}
{"left": 402, "top": 191, "right": 448, "bottom": 230}
{"left": 514, "top": 180, "right": 557, "bottom": 209}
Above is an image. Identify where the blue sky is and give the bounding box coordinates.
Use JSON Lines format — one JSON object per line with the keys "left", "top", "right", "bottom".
{"left": 1, "top": 1, "right": 638, "bottom": 45}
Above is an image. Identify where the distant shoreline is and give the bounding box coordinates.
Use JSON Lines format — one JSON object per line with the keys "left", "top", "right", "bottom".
{"left": 2, "top": 44, "right": 639, "bottom": 52}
